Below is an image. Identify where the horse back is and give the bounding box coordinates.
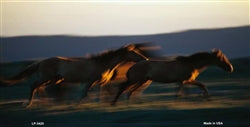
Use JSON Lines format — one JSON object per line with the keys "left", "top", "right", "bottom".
{"left": 38, "top": 57, "right": 100, "bottom": 81}
{"left": 129, "top": 60, "right": 195, "bottom": 83}
{"left": 126, "top": 60, "right": 150, "bottom": 83}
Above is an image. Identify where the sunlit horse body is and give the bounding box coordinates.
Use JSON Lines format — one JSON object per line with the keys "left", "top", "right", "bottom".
{"left": 0, "top": 44, "right": 150, "bottom": 107}
{"left": 111, "top": 49, "right": 233, "bottom": 105}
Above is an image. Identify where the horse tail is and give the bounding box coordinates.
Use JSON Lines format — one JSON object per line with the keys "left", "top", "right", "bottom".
{"left": 0, "top": 62, "right": 40, "bottom": 86}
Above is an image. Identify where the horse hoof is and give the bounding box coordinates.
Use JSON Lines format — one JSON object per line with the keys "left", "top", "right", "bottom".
{"left": 110, "top": 102, "right": 116, "bottom": 106}
{"left": 205, "top": 97, "right": 212, "bottom": 101}
{"left": 75, "top": 102, "right": 82, "bottom": 107}
{"left": 203, "top": 93, "right": 210, "bottom": 98}
{"left": 22, "top": 102, "right": 31, "bottom": 108}
{"left": 25, "top": 104, "right": 32, "bottom": 108}
{"left": 22, "top": 102, "right": 27, "bottom": 106}
{"left": 77, "top": 100, "right": 83, "bottom": 105}
{"left": 176, "top": 93, "right": 183, "bottom": 98}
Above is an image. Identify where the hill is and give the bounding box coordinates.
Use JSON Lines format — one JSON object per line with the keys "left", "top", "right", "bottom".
{"left": 1, "top": 26, "right": 249, "bottom": 62}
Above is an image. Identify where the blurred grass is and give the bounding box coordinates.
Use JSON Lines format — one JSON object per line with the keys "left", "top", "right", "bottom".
{"left": 0, "top": 57, "right": 250, "bottom": 127}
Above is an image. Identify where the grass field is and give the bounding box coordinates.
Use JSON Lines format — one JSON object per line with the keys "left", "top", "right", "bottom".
{"left": 0, "top": 57, "right": 250, "bottom": 127}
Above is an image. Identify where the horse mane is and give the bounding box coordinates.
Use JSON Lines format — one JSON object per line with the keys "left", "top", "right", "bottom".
{"left": 88, "top": 43, "right": 155, "bottom": 62}
{"left": 176, "top": 52, "right": 213, "bottom": 63}
{"left": 89, "top": 47, "right": 127, "bottom": 62}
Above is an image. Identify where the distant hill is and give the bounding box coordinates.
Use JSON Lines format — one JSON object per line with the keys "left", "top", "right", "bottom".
{"left": 1, "top": 26, "right": 249, "bottom": 62}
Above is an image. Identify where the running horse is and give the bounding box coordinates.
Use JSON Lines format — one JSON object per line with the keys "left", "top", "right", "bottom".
{"left": 0, "top": 44, "right": 150, "bottom": 108}
{"left": 111, "top": 49, "right": 233, "bottom": 105}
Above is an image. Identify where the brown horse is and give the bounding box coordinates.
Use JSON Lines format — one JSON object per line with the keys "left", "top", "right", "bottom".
{"left": 0, "top": 44, "right": 151, "bottom": 107}
{"left": 111, "top": 49, "right": 233, "bottom": 105}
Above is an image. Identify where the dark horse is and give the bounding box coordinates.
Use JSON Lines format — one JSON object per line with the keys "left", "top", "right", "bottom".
{"left": 111, "top": 49, "right": 233, "bottom": 105}
{"left": 0, "top": 44, "right": 150, "bottom": 108}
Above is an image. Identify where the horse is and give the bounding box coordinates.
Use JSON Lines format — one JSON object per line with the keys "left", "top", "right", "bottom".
{"left": 110, "top": 49, "right": 233, "bottom": 105}
{"left": 0, "top": 43, "right": 151, "bottom": 108}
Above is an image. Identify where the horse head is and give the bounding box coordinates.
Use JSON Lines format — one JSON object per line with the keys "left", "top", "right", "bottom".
{"left": 212, "top": 49, "right": 233, "bottom": 73}
{"left": 122, "top": 43, "right": 148, "bottom": 62}
{"left": 123, "top": 42, "right": 160, "bottom": 62}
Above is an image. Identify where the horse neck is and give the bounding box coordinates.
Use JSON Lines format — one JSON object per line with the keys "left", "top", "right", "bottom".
{"left": 99, "top": 56, "right": 124, "bottom": 70}
{"left": 188, "top": 55, "right": 214, "bottom": 70}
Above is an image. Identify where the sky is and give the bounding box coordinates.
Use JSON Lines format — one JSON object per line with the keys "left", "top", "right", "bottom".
{"left": 1, "top": 0, "right": 249, "bottom": 37}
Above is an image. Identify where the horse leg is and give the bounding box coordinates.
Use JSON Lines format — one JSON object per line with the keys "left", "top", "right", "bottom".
{"left": 26, "top": 80, "right": 51, "bottom": 108}
{"left": 183, "top": 80, "right": 209, "bottom": 97}
{"left": 110, "top": 81, "right": 133, "bottom": 106}
{"left": 99, "top": 85, "right": 113, "bottom": 102}
{"left": 97, "top": 82, "right": 111, "bottom": 103}
{"left": 37, "top": 87, "right": 46, "bottom": 100}
{"left": 177, "top": 82, "right": 184, "bottom": 97}
{"left": 127, "top": 80, "right": 148, "bottom": 101}
{"left": 103, "top": 85, "right": 115, "bottom": 95}
{"left": 38, "top": 75, "right": 65, "bottom": 100}
{"left": 79, "top": 81, "right": 96, "bottom": 102}
{"left": 26, "top": 75, "right": 64, "bottom": 108}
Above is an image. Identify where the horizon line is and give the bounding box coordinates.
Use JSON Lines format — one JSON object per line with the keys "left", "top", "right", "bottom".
{"left": 1, "top": 25, "right": 249, "bottom": 38}
{"left": 2, "top": 0, "right": 248, "bottom": 3}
